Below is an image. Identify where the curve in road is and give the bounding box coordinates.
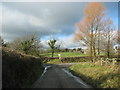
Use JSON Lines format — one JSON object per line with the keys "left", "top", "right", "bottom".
{"left": 32, "top": 64, "right": 93, "bottom": 89}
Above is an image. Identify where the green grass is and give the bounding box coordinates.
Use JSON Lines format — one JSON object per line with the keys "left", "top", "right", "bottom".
{"left": 69, "top": 63, "right": 120, "bottom": 88}
{"left": 47, "top": 59, "right": 62, "bottom": 64}
{"left": 40, "top": 52, "right": 88, "bottom": 57}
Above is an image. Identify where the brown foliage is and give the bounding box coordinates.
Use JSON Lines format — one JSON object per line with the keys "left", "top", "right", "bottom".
{"left": 74, "top": 2, "right": 115, "bottom": 60}
{"left": 84, "top": 2, "right": 105, "bottom": 23}
{"left": 74, "top": 2, "right": 106, "bottom": 43}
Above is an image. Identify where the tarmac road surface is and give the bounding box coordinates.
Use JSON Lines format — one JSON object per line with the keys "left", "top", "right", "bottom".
{"left": 32, "top": 64, "right": 93, "bottom": 89}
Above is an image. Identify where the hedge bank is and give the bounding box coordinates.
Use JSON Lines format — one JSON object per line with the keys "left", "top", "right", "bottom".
{"left": 2, "top": 47, "right": 43, "bottom": 88}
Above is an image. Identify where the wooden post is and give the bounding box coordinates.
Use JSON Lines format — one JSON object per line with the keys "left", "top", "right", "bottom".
{"left": 113, "top": 58, "right": 116, "bottom": 65}
{"left": 101, "top": 58, "right": 104, "bottom": 65}
{"left": 101, "top": 60, "right": 103, "bottom": 65}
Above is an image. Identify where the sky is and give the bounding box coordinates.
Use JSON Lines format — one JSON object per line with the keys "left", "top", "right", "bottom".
{"left": 0, "top": 2, "right": 118, "bottom": 49}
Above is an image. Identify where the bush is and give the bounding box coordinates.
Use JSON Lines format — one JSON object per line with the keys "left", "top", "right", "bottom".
{"left": 2, "top": 47, "right": 43, "bottom": 88}
{"left": 8, "top": 34, "right": 42, "bottom": 56}
{"left": 61, "top": 57, "right": 91, "bottom": 63}
{"left": 41, "top": 57, "right": 59, "bottom": 63}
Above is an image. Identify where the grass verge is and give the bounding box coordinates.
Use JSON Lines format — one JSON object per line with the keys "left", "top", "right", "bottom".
{"left": 47, "top": 59, "right": 62, "bottom": 64}
{"left": 69, "top": 62, "right": 120, "bottom": 88}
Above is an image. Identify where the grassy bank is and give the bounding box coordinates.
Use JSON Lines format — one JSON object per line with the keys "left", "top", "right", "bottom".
{"left": 47, "top": 59, "right": 62, "bottom": 64}
{"left": 69, "top": 63, "right": 120, "bottom": 88}
{"left": 2, "top": 47, "right": 43, "bottom": 88}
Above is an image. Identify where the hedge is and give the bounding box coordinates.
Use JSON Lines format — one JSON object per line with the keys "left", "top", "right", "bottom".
{"left": 42, "top": 55, "right": 120, "bottom": 63}
{"left": 2, "top": 47, "right": 43, "bottom": 88}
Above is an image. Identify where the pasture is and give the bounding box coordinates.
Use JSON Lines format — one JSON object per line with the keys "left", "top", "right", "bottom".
{"left": 40, "top": 52, "right": 88, "bottom": 57}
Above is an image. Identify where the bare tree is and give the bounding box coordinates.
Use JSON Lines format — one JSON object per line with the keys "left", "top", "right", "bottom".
{"left": 74, "top": 2, "right": 106, "bottom": 62}
{"left": 9, "top": 33, "right": 41, "bottom": 56}
{"left": 102, "top": 17, "right": 115, "bottom": 58}
{"left": 0, "top": 36, "right": 4, "bottom": 46}
{"left": 0, "top": 36, "right": 8, "bottom": 47}
{"left": 48, "top": 39, "right": 57, "bottom": 57}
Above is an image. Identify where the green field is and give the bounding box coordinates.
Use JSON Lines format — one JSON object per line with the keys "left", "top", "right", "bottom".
{"left": 47, "top": 59, "right": 62, "bottom": 64}
{"left": 40, "top": 52, "right": 88, "bottom": 57}
{"left": 69, "top": 63, "right": 120, "bottom": 88}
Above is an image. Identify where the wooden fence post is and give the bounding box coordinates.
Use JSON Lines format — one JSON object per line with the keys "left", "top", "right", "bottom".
{"left": 112, "top": 58, "right": 116, "bottom": 65}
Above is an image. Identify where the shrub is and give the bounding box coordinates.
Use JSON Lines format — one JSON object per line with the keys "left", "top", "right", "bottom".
{"left": 61, "top": 57, "right": 91, "bottom": 63}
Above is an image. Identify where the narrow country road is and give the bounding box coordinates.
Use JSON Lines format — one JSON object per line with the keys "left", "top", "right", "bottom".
{"left": 32, "top": 63, "right": 93, "bottom": 89}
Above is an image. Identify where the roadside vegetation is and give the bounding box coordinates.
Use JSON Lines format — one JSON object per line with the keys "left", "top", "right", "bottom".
{"left": 47, "top": 58, "right": 90, "bottom": 64}
{"left": 2, "top": 47, "right": 43, "bottom": 88}
{"left": 69, "top": 62, "right": 120, "bottom": 88}
{"left": 47, "top": 59, "right": 62, "bottom": 64}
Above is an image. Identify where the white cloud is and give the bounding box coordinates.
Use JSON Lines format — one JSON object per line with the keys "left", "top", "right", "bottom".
{"left": 41, "top": 34, "right": 82, "bottom": 49}
{"left": 1, "top": 2, "right": 118, "bottom": 49}
{"left": 2, "top": 2, "right": 87, "bottom": 42}
{"left": 29, "top": 16, "right": 45, "bottom": 27}
{"left": 59, "top": 34, "right": 81, "bottom": 48}
{"left": 41, "top": 8, "right": 51, "bottom": 18}
{"left": 2, "top": 6, "right": 27, "bottom": 26}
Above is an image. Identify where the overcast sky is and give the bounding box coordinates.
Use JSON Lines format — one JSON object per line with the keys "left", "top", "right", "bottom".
{"left": 1, "top": 2, "right": 118, "bottom": 49}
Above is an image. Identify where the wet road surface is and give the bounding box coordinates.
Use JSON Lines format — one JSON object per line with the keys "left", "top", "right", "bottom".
{"left": 32, "top": 64, "right": 93, "bottom": 89}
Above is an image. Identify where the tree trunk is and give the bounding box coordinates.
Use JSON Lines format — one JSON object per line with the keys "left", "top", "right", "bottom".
{"left": 107, "top": 29, "right": 110, "bottom": 58}
{"left": 98, "top": 30, "right": 100, "bottom": 56}
{"left": 93, "top": 42, "right": 96, "bottom": 61}
{"left": 90, "top": 27, "right": 93, "bottom": 62}
{"left": 52, "top": 50, "right": 54, "bottom": 58}
{"left": 107, "top": 39, "right": 110, "bottom": 58}
{"left": 90, "top": 44, "right": 93, "bottom": 62}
